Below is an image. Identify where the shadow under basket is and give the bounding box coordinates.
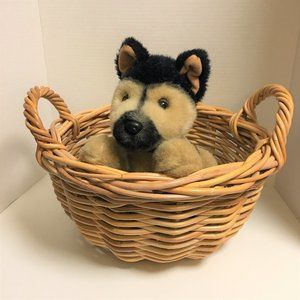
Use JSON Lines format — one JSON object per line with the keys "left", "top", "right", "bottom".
{"left": 24, "top": 84, "right": 294, "bottom": 263}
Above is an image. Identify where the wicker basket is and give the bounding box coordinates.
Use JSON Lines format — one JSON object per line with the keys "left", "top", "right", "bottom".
{"left": 24, "top": 84, "right": 293, "bottom": 263}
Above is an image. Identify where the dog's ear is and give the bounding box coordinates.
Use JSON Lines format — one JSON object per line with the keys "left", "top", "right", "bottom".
{"left": 176, "top": 49, "right": 210, "bottom": 101}
{"left": 115, "top": 37, "right": 149, "bottom": 78}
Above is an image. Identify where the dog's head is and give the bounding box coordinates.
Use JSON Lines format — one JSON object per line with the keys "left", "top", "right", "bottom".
{"left": 110, "top": 37, "right": 210, "bottom": 151}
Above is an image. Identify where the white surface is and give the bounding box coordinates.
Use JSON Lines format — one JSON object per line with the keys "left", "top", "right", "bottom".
{"left": 1, "top": 175, "right": 299, "bottom": 300}
{"left": 276, "top": 33, "right": 300, "bottom": 220}
{"left": 0, "top": 0, "right": 50, "bottom": 211}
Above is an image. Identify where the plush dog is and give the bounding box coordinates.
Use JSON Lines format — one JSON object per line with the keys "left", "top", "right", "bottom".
{"left": 79, "top": 37, "right": 217, "bottom": 178}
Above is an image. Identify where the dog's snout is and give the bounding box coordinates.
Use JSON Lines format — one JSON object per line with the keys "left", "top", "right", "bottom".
{"left": 113, "top": 110, "right": 161, "bottom": 151}
{"left": 124, "top": 120, "right": 143, "bottom": 135}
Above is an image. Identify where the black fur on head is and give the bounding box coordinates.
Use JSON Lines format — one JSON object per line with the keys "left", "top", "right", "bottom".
{"left": 115, "top": 37, "right": 211, "bottom": 102}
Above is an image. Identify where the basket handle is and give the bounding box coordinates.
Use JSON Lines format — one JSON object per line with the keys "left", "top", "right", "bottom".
{"left": 230, "top": 84, "right": 294, "bottom": 169}
{"left": 23, "top": 86, "right": 80, "bottom": 150}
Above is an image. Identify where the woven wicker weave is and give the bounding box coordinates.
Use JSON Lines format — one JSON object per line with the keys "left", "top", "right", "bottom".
{"left": 24, "top": 84, "right": 293, "bottom": 263}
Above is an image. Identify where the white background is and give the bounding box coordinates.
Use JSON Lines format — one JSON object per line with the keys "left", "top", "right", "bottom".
{"left": 0, "top": 0, "right": 299, "bottom": 216}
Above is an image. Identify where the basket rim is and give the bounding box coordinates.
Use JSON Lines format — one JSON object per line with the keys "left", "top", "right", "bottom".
{"left": 38, "top": 103, "right": 276, "bottom": 198}
{"left": 23, "top": 84, "right": 294, "bottom": 198}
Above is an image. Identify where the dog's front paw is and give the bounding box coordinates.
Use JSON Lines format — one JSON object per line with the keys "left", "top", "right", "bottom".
{"left": 152, "top": 138, "right": 203, "bottom": 178}
{"left": 78, "top": 135, "right": 129, "bottom": 170}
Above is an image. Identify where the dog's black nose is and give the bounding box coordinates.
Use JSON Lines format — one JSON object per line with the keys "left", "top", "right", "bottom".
{"left": 124, "top": 120, "right": 143, "bottom": 135}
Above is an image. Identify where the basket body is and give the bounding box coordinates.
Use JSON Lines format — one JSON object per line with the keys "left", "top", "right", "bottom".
{"left": 51, "top": 173, "right": 262, "bottom": 262}
{"left": 24, "top": 85, "right": 294, "bottom": 263}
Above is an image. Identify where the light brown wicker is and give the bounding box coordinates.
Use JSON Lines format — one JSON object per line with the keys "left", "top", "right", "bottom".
{"left": 24, "top": 84, "right": 293, "bottom": 263}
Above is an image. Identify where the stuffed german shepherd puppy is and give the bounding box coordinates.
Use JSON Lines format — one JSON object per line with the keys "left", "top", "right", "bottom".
{"left": 79, "top": 37, "right": 217, "bottom": 177}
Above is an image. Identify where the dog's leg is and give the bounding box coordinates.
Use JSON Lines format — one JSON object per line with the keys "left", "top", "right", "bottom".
{"left": 78, "top": 135, "right": 129, "bottom": 170}
{"left": 196, "top": 146, "right": 218, "bottom": 168}
{"left": 152, "top": 138, "right": 205, "bottom": 178}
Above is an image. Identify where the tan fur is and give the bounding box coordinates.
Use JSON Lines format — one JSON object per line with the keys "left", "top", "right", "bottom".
{"left": 79, "top": 135, "right": 217, "bottom": 178}
{"left": 78, "top": 135, "right": 129, "bottom": 170}
{"left": 127, "top": 151, "right": 153, "bottom": 172}
{"left": 142, "top": 84, "right": 197, "bottom": 139}
{"left": 110, "top": 80, "right": 144, "bottom": 125}
{"left": 80, "top": 80, "right": 218, "bottom": 178}
{"left": 109, "top": 81, "right": 197, "bottom": 139}
{"left": 152, "top": 138, "right": 203, "bottom": 177}
{"left": 196, "top": 146, "right": 218, "bottom": 167}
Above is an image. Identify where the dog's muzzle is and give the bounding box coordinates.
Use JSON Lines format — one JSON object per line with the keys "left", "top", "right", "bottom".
{"left": 113, "top": 110, "right": 161, "bottom": 151}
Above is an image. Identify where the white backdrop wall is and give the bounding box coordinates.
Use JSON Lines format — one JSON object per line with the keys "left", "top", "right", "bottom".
{"left": 38, "top": 0, "right": 300, "bottom": 113}
{"left": 0, "top": 0, "right": 51, "bottom": 212}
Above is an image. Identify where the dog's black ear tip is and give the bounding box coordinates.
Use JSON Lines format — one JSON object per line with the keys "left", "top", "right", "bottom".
{"left": 119, "top": 37, "right": 149, "bottom": 57}
{"left": 120, "top": 37, "right": 138, "bottom": 47}
{"left": 176, "top": 49, "right": 210, "bottom": 67}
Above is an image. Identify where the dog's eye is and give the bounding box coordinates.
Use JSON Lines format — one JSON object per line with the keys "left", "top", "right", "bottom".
{"left": 158, "top": 98, "right": 169, "bottom": 109}
{"left": 122, "top": 93, "right": 129, "bottom": 101}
